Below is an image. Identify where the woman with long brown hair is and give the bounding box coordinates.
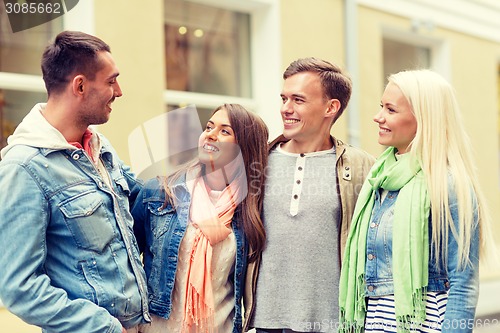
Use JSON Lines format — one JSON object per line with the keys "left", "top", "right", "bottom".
{"left": 132, "top": 104, "right": 268, "bottom": 333}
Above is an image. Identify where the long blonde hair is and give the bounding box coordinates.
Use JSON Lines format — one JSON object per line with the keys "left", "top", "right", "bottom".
{"left": 389, "top": 69, "right": 491, "bottom": 269}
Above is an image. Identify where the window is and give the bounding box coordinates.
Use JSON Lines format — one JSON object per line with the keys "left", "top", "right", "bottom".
{"left": 129, "top": 0, "right": 281, "bottom": 176}
{"left": 0, "top": 2, "right": 61, "bottom": 151}
{"left": 166, "top": 103, "right": 211, "bottom": 167}
{"left": 383, "top": 38, "right": 430, "bottom": 83}
{"left": 377, "top": 27, "right": 447, "bottom": 153}
{"left": 164, "top": 0, "right": 282, "bottom": 123}
{"left": 381, "top": 25, "right": 449, "bottom": 86}
{"left": 162, "top": 0, "right": 281, "bottom": 117}
{"left": 0, "top": 90, "right": 47, "bottom": 148}
{"left": 0, "top": 5, "right": 62, "bottom": 75}
{"left": 128, "top": 104, "right": 210, "bottom": 179}
{"left": 164, "top": 0, "right": 252, "bottom": 98}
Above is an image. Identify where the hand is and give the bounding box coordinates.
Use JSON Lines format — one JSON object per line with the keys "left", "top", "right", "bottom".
{"left": 122, "top": 328, "right": 127, "bottom": 333}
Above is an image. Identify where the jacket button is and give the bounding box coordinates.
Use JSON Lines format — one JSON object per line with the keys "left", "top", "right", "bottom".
{"left": 445, "top": 281, "right": 450, "bottom": 288}
{"left": 367, "top": 253, "right": 375, "bottom": 260}
{"left": 72, "top": 154, "right": 80, "bottom": 160}
{"left": 367, "top": 285, "right": 375, "bottom": 292}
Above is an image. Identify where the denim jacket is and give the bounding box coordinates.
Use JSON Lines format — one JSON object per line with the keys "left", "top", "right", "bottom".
{"left": 0, "top": 104, "right": 150, "bottom": 333}
{"left": 364, "top": 186, "right": 480, "bottom": 332}
{"left": 132, "top": 175, "right": 248, "bottom": 333}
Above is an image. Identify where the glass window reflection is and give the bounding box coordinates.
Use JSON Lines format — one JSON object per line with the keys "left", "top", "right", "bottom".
{"left": 164, "top": 0, "right": 252, "bottom": 98}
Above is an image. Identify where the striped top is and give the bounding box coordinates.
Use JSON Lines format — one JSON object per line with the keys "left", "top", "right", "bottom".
{"left": 365, "top": 292, "right": 448, "bottom": 332}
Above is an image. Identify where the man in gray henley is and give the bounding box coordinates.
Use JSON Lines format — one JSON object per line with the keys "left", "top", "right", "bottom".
{"left": 244, "top": 57, "right": 375, "bottom": 333}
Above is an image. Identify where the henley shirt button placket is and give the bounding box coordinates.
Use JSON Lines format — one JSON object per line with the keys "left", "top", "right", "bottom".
{"left": 290, "top": 153, "right": 306, "bottom": 216}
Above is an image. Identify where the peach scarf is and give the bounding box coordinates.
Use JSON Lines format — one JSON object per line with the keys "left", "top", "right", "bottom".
{"left": 183, "top": 167, "right": 244, "bottom": 332}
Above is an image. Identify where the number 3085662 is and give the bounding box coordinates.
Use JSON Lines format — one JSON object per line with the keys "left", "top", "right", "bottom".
{"left": 5, "top": 2, "right": 62, "bottom": 14}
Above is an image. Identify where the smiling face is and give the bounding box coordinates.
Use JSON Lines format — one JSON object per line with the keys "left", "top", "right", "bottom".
{"left": 375, "top": 81, "right": 418, "bottom": 154}
{"left": 280, "top": 72, "right": 334, "bottom": 145}
{"left": 198, "top": 108, "right": 238, "bottom": 170}
{"left": 79, "top": 51, "right": 122, "bottom": 126}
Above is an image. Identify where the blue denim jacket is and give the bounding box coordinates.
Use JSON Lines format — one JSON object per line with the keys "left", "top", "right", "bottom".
{"left": 0, "top": 128, "right": 149, "bottom": 333}
{"left": 364, "top": 187, "right": 480, "bottom": 333}
{"left": 132, "top": 176, "right": 248, "bottom": 333}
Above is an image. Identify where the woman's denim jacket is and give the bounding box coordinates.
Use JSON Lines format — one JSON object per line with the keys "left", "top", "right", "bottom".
{"left": 364, "top": 186, "right": 480, "bottom": 333}
{"left": 132, "top": 175, "right": 248, "bottom": 333}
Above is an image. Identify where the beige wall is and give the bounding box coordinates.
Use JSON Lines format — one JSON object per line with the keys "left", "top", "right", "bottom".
{"left": 280, "top": 0, "right": 349, "bottom": 142}
{"left": 357, "top": 7, "right": 387, "bottom": 157}
{"left": 93, "top": 0, "right": 166, "bottom": 164}
{"left": 447, "top": 33, "right": 500, "bottom": 280}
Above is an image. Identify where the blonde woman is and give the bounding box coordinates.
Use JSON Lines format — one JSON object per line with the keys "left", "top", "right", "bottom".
{"left": 339, "top": 69, "right": 491, "bottom": 333}
{"left": 133, "top": 104, "right": 268, "bottom": 333}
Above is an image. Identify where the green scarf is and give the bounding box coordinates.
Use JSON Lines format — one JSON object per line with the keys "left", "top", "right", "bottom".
{"left": 339, "top": 147, "right": 430, "bottom": 333}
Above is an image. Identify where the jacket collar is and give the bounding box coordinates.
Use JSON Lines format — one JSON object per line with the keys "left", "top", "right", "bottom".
{"left": 268, "top": 134, "right": 345, "bottom": 161}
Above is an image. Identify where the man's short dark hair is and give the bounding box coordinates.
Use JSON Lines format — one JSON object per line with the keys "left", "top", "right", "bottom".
{"left": 41, "top": 31, "right": 111, "bottom": 96}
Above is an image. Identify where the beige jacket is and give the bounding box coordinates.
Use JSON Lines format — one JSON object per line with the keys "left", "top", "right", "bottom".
{"left": 243, "top": 135, "right": 375, "bottom": 331}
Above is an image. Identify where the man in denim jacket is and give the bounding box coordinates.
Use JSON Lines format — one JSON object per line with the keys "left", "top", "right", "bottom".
{"left": 0, "top": 31, "right": 150, "bottom": 333}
